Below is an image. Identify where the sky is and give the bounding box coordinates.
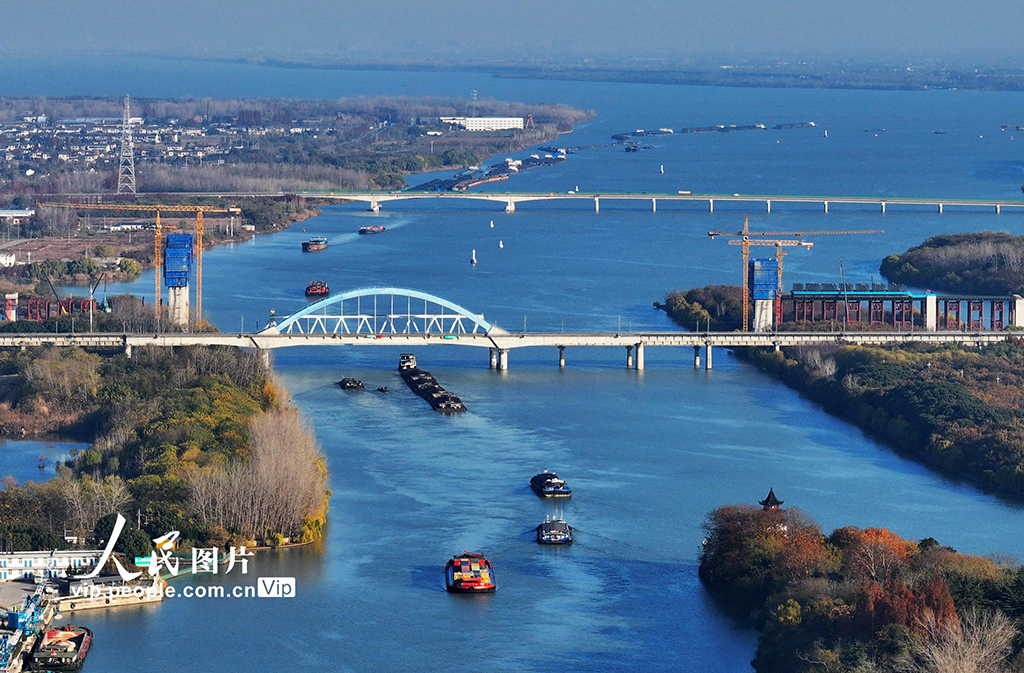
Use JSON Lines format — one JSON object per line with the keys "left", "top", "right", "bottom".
{"left": 0, "top": 0, "right": 1021, "bottom": 65}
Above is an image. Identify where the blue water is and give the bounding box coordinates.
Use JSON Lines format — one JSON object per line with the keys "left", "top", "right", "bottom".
{"left": 11, "top": 59, "right": 1024, "bottom": 671}
{"left": 0, "top": 439, "right": 85, "bottom": 485}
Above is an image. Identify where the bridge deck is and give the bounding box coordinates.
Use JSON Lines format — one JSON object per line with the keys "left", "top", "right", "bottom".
{"left": 0, "top": 331, "right": 1009, "bottom": 351}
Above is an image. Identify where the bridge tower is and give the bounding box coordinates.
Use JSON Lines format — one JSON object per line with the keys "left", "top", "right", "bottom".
{"left": 117, "top": 95, "right": 136, "bottom": 195}
{"left": 163, "top": 234, "right": 194, "bottom": 326}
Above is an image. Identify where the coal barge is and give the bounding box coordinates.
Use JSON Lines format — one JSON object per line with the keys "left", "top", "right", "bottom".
{"left": 398, "top": 353, "right": 467, "bottom": 413}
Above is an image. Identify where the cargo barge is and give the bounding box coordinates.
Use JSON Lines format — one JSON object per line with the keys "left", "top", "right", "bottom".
{"left": 358, "top": 225, "right": 386, "bottom": 235}
{"left": 445, "top": 552, "right": 495, "bottom": 593}
{"left": 26, "top": 625, "right": 92, "bottom": 671}
{"left": 530, "top": 471, "right": 572, "bottom": 498}
{"left": 305, "top": 280, "right": 329, "bottom": 297}
{"left": 537, "top": 517, "right": 574, "bottom": 545}
{"left": 398, "top": 353, "right": 467, "bottom": 413}
{"left": 302, "top": 236, "right": 328, "bottom": 251}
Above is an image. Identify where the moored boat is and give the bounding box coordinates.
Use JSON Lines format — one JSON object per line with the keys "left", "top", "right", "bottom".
{"left": 305, "top": 280, "right": 329, "bottom": 297}
{"left": 302, "top": 236, "right": 328, "bottom": 251}
{"left": 445, "top": 552, "right": 495, "bottom": 593}
{"left": 358, "top": 225, "right": 386, "bottom": 235}
{"left": 537, "top": 517, "right": 573, "bottom": 545}
{"left": 27, "top": 625, "right": 92, "bottom": 671}
{"left": 530, "top": 471, "right": 572, "bottom": 498}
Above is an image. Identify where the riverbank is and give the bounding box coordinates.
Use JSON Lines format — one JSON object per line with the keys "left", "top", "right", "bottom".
{"left": 0, "top": 344, "right": 329, "bottom": 552}
{"left": 700, "top": 500, "right": 1024, "bottom": 672}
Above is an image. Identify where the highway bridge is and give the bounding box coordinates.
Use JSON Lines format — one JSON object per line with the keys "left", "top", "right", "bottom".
{"left": 39, "top": 190, "right": 1024, "bottom": 214}
{"left": 3, "top": 287, "right": 1017, "bottom": 371}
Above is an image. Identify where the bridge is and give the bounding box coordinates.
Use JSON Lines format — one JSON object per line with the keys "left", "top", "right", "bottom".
{"left": 41, "top": 190, "right": 1024, "bottom": 215}
{"left": 2, "top": 288, "right": 1017, "bottom": 371}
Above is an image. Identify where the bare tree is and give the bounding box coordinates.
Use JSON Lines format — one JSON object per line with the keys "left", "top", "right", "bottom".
{"left": 903, "top": 608, "right": 1017, "bottom": 673}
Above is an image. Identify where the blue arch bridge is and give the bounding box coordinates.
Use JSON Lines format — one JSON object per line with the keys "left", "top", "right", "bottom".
{"left": 0, "top": 287, "right": 1019, "bottom": 370}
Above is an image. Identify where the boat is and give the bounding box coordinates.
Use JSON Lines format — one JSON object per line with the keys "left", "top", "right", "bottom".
{"left": 302, "top": 236, "right": 328, "bottom": 251}
{"left": 445, "top": 552, "right": 495, "bottom": 593}
{"left": 537, "top": 517, "right": 573, "bottom": 545}
{"left": 27, "top": 625, "right": 92, "bottom": 671}
{"left": 337, "top": 377, "right": 364, "bottom": 390}
{"left": 358, "top": 225, "right": 386, "bottom": 235}
{"left": 530, "top": 471, "right": 572, "bottom": 498}
{"left": 305, "top": 280, "right": 329, "bottom": 297}
{"left": 398, "top": 353, "right": 467, "bottom": 413}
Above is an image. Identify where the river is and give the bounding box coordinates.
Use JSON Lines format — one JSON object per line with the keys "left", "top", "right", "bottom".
{"left": 10, "top": 58, "right": 1024, "bottom": 671}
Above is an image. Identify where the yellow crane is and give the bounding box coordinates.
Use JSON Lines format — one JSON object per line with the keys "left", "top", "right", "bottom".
{"left": 38, "top": 202, "right": 241, "bottom": 324}
{"left": 709, "top": 217, "right": 884, "bottom": 331}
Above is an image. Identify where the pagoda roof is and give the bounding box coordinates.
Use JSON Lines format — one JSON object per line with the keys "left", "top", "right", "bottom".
{"left": 759, "top": 487, "right": 784, "bottom": 508}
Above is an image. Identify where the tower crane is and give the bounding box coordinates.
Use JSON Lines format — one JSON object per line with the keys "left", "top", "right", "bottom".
{"left": 37, "top": 203, "right": 241, "bottom": 325}
{"left": 709, "top": 216, "right": 884, "bottom": 331}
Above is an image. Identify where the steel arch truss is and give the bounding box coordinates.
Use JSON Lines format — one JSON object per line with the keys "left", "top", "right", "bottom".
{"left": 268, "top": 287, "right": 497, "bottom": 335}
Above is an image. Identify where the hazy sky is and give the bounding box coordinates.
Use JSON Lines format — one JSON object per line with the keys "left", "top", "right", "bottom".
{"left": 1, "top": 0, "right": 1021, "bottom": 64}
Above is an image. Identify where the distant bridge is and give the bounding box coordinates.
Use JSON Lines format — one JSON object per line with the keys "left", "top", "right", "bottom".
{"left": 39, "top": 190, "right": 1024, "bottom": 215}
{"left": 2, "top": 287, "right": 1018, "bottom": 371}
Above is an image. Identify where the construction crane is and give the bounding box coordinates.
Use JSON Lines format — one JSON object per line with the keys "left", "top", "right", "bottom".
{"left": 38, "top": 203, "right": 241, "bottom": 325}
{"left": 709, "top": 216, "right": 884, "bottom": 331}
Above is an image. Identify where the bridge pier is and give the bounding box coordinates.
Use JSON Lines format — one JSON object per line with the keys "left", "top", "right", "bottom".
{"left": 595, "top": 197, "right": 600, "bottom": 213}
{"left": 709, "top": 199, "right": 714, "bottom": 213}
{"left": 767, "top": 199, "right": 772, "bottom": 213}
{"left": 505, "top": 201, "right": 515, "bottom": 213}
{"left": 258, "top": 348, "right": 270, "bottom": 369}
{"left": 824, "top": 201, "right": 829, "bottom": 213}
{"left": 939, "top": 203, "right": 944, "bottom": 214}
{"left": 652, "top": 198, "right": 657, "bottom": 213}
{"left": 368, "top": 201, "right": 381, "bottom": 212}
{"left": 705, "top": 344, "right": 713, "bottom": 370}
{"left": 881, "top": 201, "right": 886, "bottom": 213}
{"left": 997, "top": 204, "right": 1002, "bottom": 214}
{"left": 124, "top": 343, "right": 132, "bottom": 359}
{"left": 489, "top": 348, "right": 498, "bottom": 369}
{"left": 924, "top": 294, "right": 938, "bottom": 331}
{"left": 693, "top": 346, "right": 700, "bottom": 368}
{"left": 635, "top": 343, "right": 645, "bottom": 370}
{"left": 497, "top": 349, "right": 508, "bottom": 371}
{"left": 558, "top": 345, "right": 565, "bottom": 368}
{"left": 625, "top": 345, "right": 633, "bottom": 368}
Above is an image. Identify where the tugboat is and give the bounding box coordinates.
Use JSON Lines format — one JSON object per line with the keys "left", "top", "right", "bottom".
{"left": 302, "top": 236, "right": 328, "bottom": 251}
{"left": 337, "top": 377, "right": 364, "bottom": 390}
{"left": 537, "top": 517, "right": 573, "bottom": 545}
{"left": 445, "top": 552, "right": 496, "bottom": 593}
{"left": 27, "top": 625, "right": 93, "bottom": 671}
{"left": 305, "top": 280, "right": 330, "bottom": 298}
{"left": 358, "top": 225, "right": 386, "bottom": 235}
{"left": 530, "top": 471, "right": 572, "bottom": 498}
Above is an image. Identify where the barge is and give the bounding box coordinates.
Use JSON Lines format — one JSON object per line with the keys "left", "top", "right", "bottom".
{"left": 302, "top": 236, "right": 328, "bottom": 251}
{"left": 530, "top": 471, "right": 572, "bottom": 498}
{"left": 337, "top": 377, "right": 364, "bottom": 390}
{"left": 305, "top": 280, "right": 329, "bottom": 297}
{"left": 26, "top": 625, "right": 92, "bottom": 671}
{"left": 537, "top": 517, "right": 574, "bottom": 545}
{"left": 398, "top": 353, "right": 467, "bottom": 413}
{"left": 358, "top": 225, "right": 386, "bottom": 235}
{"left": 445, "top": 552, "right": 496, "bottom": 593}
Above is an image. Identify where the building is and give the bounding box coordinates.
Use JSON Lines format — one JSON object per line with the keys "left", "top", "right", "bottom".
{"left": 0, "top": 210, "right": 34, "bottom": 226}
{"left": 0, "top": 550, "right": 104, "bottom": 582}
{"left": 439, "top": 117, "right": 524, "bottom": 132}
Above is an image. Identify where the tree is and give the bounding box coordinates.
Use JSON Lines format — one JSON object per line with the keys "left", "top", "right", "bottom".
{"left": 905, "top": 609, "right": 1016, "bottom": 673}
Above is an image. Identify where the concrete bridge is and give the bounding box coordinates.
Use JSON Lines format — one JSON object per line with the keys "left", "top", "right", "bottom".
{"left": 2, "top": 287, "right": 1016, "bottom": 371}
{"left": 42, "top": 190, "right": 1024, "bottom": 215}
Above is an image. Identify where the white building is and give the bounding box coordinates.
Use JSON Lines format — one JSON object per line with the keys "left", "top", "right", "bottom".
{"left": 0, "top": 209, "right": 34, "bottom": 226}
{"left": 0, "top": 550, "right": 104, "bottom": 582}
{"left": 439, "top": 117, "right": 525, "bottom": 132}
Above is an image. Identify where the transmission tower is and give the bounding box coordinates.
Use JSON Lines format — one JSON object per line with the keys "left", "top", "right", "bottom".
{"left": 117, "top": 94, "right": 136, "bottom": 194}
